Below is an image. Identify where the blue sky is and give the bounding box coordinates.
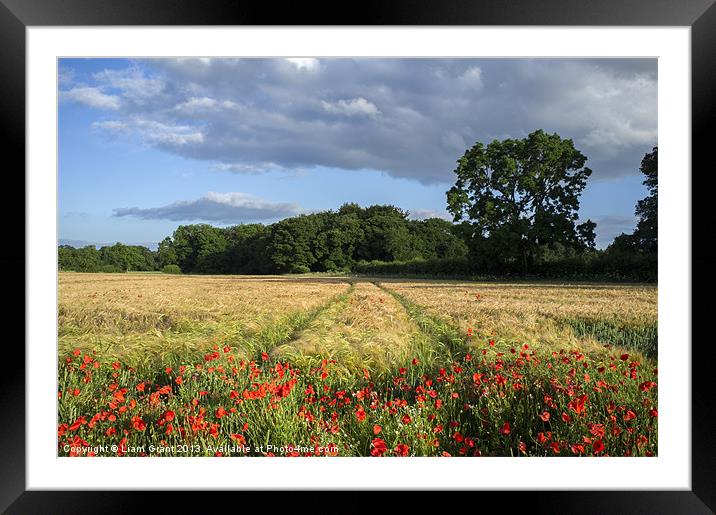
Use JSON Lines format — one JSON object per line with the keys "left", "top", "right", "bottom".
{"left": 58, "top": 58, "right": 657, "bottom": 249}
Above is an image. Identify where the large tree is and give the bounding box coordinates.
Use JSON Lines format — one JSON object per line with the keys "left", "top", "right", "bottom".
{"left": 446, "top": 129, "right": 596, "bottom": 274}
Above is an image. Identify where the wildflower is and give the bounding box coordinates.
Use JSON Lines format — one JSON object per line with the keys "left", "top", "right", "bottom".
{"left": 373, "top": 425, "right": 382, "bottom": 435}
{"left": 370, "top": 437, "right": 388, "bottom": 457}
{"left": 593, "top": 439, "right": 605, "bottom": 454}
{"left": 131, "top": 416, "right": 147, "bottom": 431}
{"left": 500, "top": 422, "right": 511, "bottom": 435}
{"left": 394, "top": 444, "right": 410, "bottom": 457}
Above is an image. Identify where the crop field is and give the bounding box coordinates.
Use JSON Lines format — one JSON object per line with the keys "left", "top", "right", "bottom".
{"left": 58, "top": 272, "right": 658, "bottom": 457}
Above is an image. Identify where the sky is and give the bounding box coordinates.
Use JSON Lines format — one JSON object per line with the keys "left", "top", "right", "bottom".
{"left": 58, "top": 57, "right": 657, "bottom": 250}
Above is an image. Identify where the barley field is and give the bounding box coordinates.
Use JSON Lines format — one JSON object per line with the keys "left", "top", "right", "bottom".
{"left": 58, "top": 272, "right": 658, "bottom": 458}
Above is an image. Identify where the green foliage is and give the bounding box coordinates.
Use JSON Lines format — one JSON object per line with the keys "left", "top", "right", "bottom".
{"left": 446, "top": 130, "right": 596, "bottom": 274}
{"left": 161, "top": 264, "right": 182, "bottom": 274}
{"left": 354, "top": 252, "right": 656, "bottom": 282}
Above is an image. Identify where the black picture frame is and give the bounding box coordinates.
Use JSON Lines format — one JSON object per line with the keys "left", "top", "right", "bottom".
{"left": 3, "top": 0, "right": 713, "bottom": 512}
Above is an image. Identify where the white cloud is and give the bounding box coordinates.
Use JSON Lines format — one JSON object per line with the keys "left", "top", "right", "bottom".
{"left": 113, "top": 192, "right": 301, "bottom": 223}
{"left": 408, "top": 209, "right": 452, "bottom": 221}
{"left": 173, "top": 96, "right": 242, "bottom": 114}
{"left": 321, "top": 97, "right": 380, "bottom": 117}
{"left": 285, "top": 58, "right": 320, "bottom": 71}
{"left": 91, "top": 120, "right": 129, "bottom": 132}
{"left": 459, "top": 66, "right": 484, "bottom": 90}
{"left": 93, "top": 117, "right": 204, "bottom": 147}
{"left": 212, "top": 162, "right": 285, "bottom": 174}
{"left": 62, "top": 58, "right": 657, "bottom": 183}
{"left": 60, "top": 87, "right": 120, "bottom": 110}
{"left": 92, "top": 68, "right": 165, "bottom": 104}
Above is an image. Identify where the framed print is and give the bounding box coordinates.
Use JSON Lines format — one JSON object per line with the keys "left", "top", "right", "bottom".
{"left": 4, "top": 0, "right": 714, "bottom": 512}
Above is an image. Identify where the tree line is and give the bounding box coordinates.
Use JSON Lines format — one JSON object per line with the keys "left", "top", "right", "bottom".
{"left": 58, "top": 131, "right": 657, "bottom": 281}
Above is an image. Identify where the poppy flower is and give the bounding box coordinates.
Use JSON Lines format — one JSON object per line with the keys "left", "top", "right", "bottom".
{"left": 373, "top": 425, "right": 382, "bottom": 435}
{"left": 592, "top": 439, "right": 605, "bottom": 454}
{"left": 131, "top": 416, "right": 147, "bottom": 431}
{"left": 401, "top": 414, "right": 412, "bottom": 425}
{"left": 394, "top": 443, "right": 410, "bottom": 457}
{"left": 261, "top": 352, "right": 269, "bottom": 361}
{"left": 370, "top": 437, "right": 388, "bottom": 457}
{"left": 499, "top": 422, "right": 511, "bottom": 435}
{"left": 538, "top": 412, "right": 550, "bottom": 422}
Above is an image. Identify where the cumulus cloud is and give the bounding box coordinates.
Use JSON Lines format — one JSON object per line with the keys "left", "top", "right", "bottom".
{"left": 63, "top": 58, "right": 657, "bottom": 183}
{"left": 60, "top": 86, "right": 120, "bottom": 110}
{"left": 285, "top": 58, "right": 320, "bottom": 71}
{"left": 407, "top": 209, "right": 452, "bottom": 221}
{"left": 92, "top": 118, "right": 204, "bottom": 147}
{"left": 113, "top": 192, "right": 301, "bottom": 223}
{"left": 321, "top": 97, "right": 381, "bottom": 117}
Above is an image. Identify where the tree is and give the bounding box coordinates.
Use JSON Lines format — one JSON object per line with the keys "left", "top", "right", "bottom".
{"left": 446, "top": 129, "right": 596, "bottom": 274}
{"left": 171, "top": 224, "right": 228, "bottom": 274}
{"left": 156, "top": 237, "right": 178, "bottom": 269}
{"left": 633, "top": 146, "right": 658, "bottom": 252}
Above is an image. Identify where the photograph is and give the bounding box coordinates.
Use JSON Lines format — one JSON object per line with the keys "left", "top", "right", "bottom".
{"left": 56, "top": 56, "right": 659, "bottom": 458}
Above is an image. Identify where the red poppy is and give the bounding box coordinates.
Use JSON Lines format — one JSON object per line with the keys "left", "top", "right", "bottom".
{"left": 500, "top": 422, "right": 511, "bottom": 435}
{"left": 355, "top": 406, "right": 366, "bottom": 422}
{"left": 620, "top": 354, "right": 629, "bottom": 361}
{"left": 538, "top": 411, "right": 550, "bottom": 422}
{"left": 639, "top": 381, "right": 657, "bottom": 392}
{"left": 588, "top": 423, "right": 606, "bottom": 438}
{"left": 131, "top": 416, "right": 147, "bottom": 431}
{"left": 261, "top": 352, "right": 269, "bottom": 361}
{"left": 373, "top": 425, "right": 382, "bottom": 435}
{"left": 401, "top": 414, "right": 412, "bottom": 425}
{"left": 370, "top": 437, "right": 388, "bottom": 457}
{"left": 394, "top": 443, "right": 410, "bottom": 457}
{"left": 593, "top": 439, "right": 605, "bottom": 454}
{"left": 230, "top": 433, "right": 246, "bottom": 445}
